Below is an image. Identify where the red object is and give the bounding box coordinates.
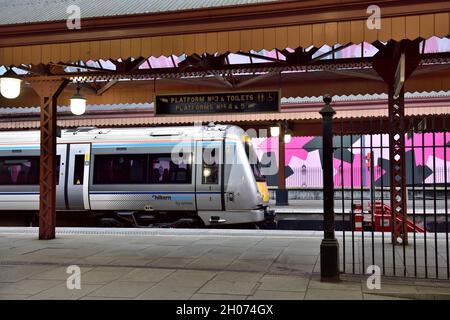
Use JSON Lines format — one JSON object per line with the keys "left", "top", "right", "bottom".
{"left": 365, "top": 152, "right": 371, "bottom": 169}
{"left": 352, "top": 201, "right": 426, "bottom": 233}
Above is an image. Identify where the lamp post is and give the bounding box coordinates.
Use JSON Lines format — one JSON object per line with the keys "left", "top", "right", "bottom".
{"left": 319, "top": 94, "right": 340, "bottom": 282}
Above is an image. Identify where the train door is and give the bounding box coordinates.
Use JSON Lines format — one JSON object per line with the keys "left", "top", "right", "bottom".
{"left": 195, "top": 142, "right": 223, "bottom": 211}
{"left": 67, "top": 144, "right": 91, "bottom": 210}
{"left": 56, "top": 144, "right": 68, "bottom": 210}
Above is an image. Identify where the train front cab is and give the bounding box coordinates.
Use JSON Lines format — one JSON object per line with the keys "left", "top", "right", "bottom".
{"left": 196, "top": 126, "right": 275, "bottom": 228}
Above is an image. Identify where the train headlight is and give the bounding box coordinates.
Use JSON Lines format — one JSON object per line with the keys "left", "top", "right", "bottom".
{"left": 203, "top": 168, "right": 211, "bottom": 177}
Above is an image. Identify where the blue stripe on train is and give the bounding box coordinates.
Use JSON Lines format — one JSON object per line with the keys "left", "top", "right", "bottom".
{"left": 0, "top": 146, "right": 40, "bottom": 150}
{"left": 0, "top": 192, "right": 39, "bottom": 195}
{"left": 92, "top": 141, "right": 234, "bottom": 148}
{"left": 90, "top": 191, "right": 220, "bottom": 195}
{"left": 0, "top": 141, "right": 235, "bottom": 150}
{"left": 0, "top": 191, "right": 220, "bottom": 195}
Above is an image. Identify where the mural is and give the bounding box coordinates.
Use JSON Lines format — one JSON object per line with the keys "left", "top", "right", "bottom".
{"left": 253, "top": 133, "right": 450, "bottom": 188}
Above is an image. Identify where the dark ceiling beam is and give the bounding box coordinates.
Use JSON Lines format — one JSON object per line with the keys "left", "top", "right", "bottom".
{"left": 29, "top": 56, "right": 374, "bottom": 82}
{"left": 411, "top": 64, "right": 450, "bottom": 76}
{"left": 97, "top": 80, "right": 119, "bottom": 95}
{"left": 211, "top": 73, "right": 235, "bottom": 89}
{"left": 22, "top": 64, "right": 52, "bottom": 76}
{"left": 310, "top": 43, "right": 353, "bottom": 62}
{"left": 97, "top": 57, "right": 148, "bottom": 95}
{"left": 50, "top": 61, "right": 114, "bottom": 73}
{"left": 113, "top": 57, "right": 147, "bottom": 72}
{"left": 234, "top": 71, "right": 279, "bottom": 89}
{"left": 237, "top": 51, "right": 285, "bottom": 63}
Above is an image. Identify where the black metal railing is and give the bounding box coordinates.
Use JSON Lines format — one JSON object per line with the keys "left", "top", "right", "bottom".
{"left": 332, "top": 116, "right": 449, "bottom": 280}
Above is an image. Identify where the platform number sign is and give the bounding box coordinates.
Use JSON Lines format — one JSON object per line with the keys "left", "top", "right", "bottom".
{"left": 155, "top": 91, "right": 280, "bottom": 115}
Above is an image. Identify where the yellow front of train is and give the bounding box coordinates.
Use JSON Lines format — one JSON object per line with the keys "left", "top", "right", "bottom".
{"left": 242, "top": 135, "right": 270, "bottom": 205}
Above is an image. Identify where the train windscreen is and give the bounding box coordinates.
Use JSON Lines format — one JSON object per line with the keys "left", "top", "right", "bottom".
{"left": 244, "top": 140, "right": 266, "bottom": 182}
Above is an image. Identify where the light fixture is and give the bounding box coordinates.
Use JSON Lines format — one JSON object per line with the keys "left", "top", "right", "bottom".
{"left": 203, "top": 168, "right": 211, "bottom": 177}
{"left": 270, "top": 126, "right": 280, "bottom": 137}
{"left": 284, "top": 125, "right": 293, "bottom": 143}
{"left": 284, "top": 133, "right": 292, "bottom": 143}
{"left": 70, "top": 84, "right": 87, "bottom": 115}
{"left": 0, "top": 68, "right": 22, "bottom": 99}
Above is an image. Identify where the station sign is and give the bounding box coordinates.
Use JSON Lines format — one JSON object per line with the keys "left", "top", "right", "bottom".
{"left": 155, "top": 91, "right": 280, "bottom": 115}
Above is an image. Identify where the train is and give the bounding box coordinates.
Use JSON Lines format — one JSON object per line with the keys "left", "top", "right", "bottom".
{"left": 0, "top": 124, "right": 275, "bottom": 228}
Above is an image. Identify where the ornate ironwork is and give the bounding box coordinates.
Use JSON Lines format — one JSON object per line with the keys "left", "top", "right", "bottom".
{"left": 373, "top": 39, "right": 421, "bottom": 245}
{"left": 388, "top": 86, "right": 408, "bottom": 245}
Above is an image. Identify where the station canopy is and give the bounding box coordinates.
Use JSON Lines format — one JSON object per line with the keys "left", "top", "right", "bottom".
{"left": 0, "top": 0, "right": 450, "bottom": 108}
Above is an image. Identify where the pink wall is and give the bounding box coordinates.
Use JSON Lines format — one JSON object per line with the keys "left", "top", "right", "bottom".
{"left": 253, "top": 133, "right": 450, "bottom": 187}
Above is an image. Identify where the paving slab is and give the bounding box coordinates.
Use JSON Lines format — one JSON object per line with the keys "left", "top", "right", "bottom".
{"left": 158, "top": 270, "right": 217, "bottom": 288}
{"left": 305, "top": 288, "right": 364, "bottom": 300}
{"left": 257, "top": 274, "right": 309, "bottom": 292}
{"left": 0, "top": 228, "right": 448, "bottom": 300}
{"left": 119, "top": 268, "right": 175, "bottom": 282}
{"left": 198, "top": 280, "right": 259, "bottom": 295}
{"left": 190, "top": 293, "right": 248, "bottom": 300}
{"left": 0, "top": 279, "right": 61, "bottom": 295}
{"left": 87, "top": 281, "right": 156, "bottom": 298}
{"left": 136, "top": 284, "right": 199, "bottom": 300}
{"left": 247, "top": 290, "right": 306, "bottom": 300}
{"left": 27, "top": 283, "right": 103, "bottom": 300}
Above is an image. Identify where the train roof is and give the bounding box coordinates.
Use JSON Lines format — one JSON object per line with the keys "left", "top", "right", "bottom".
{"left": 0, "top": 124, "right": 245, "bottom": 145}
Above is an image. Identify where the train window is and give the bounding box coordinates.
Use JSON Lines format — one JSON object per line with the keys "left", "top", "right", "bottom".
{"left": 93, "top": 154, "right": 147, "bottom": 184}
{"left": 244, "top": 141, "right": 266, "bottom": 182}
{"left": 202, "top": 147, "right": 219, "bottom": 184}
{"left": 0, "top": 156, "right": 61, "bottom": 185}
{"left": 149, "top": 154, "right": 191, "bottom": 184}
{"left": 73, "top": 155, "right": 84, "bottom": 185}
{"left": 55, "top": 156, "right": 61, "bottom": 185}
{"left": 0, "top": 156, "right": 39, "bottom": 185}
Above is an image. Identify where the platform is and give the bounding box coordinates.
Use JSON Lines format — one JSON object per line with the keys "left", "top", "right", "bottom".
{"left": 1, "top": 228, "right": 449, "bottom": 300}
{"left": 271, "top": 200, "right": 450, "bottom": 214}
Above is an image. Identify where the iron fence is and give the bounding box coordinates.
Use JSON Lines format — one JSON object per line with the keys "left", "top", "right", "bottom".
{"left": 286, "top": 167, "right": 450, "bottom": 188}
{"left": 333, "top": 116, "right": 449, "bottom": 280}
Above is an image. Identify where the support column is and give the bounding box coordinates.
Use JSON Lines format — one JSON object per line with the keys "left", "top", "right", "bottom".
{"left": 276, "top": 124, "right": 288, "bottom": 205}
{"left": 320, "top": 95, "right": 340, "bottom": 282}
{"left": 388, "top": 86, "right": 408, "bottom": 245}
{"left": 29, "top": 78, "right": 68, "bottom": 240}
{"left": 373, "top": 39, "right": 420, "bottom": 245}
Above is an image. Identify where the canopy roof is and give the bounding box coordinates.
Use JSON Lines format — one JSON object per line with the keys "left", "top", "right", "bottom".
{"left": 0, "top": 0, "right": 275, "bottom": 25}
{"left": 0, "top": 0, "right": 449, "bottom": 66}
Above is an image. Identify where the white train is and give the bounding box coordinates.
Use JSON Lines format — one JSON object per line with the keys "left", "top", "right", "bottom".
{"left": 0, "top": 124, "right": 275, "bottom": 228}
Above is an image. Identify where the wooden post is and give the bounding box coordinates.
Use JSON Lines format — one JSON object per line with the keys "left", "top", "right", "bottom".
{"left": 29, "top": 78, "right": 68, "bottom": 240}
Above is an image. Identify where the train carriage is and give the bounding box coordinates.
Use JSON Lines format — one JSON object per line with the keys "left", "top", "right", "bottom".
{"left": 0, "top": 124, "right": 274, "bottom": 228}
